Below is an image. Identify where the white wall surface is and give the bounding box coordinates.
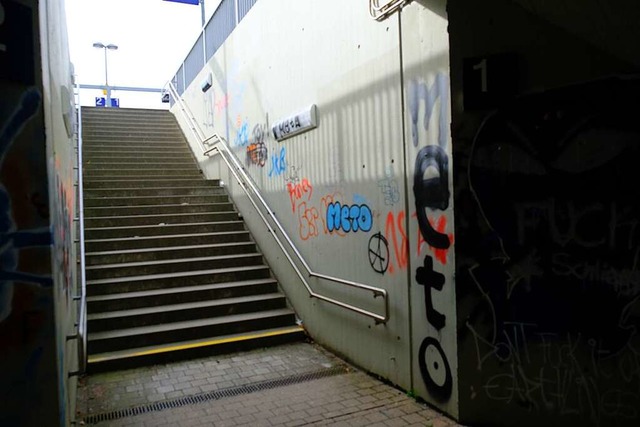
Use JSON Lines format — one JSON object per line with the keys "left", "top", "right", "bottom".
{"left": 172, "top": 0, "right": 457, "bottom": 415}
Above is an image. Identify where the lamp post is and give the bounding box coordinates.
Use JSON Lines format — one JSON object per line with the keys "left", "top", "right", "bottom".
{"left": 92, "top": 42, "right": 118, "bottom": 107}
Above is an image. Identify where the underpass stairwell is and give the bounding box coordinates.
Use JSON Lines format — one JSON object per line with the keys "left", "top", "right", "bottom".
{"left": 81, "top": 107, "right": 304, "bottom": 372}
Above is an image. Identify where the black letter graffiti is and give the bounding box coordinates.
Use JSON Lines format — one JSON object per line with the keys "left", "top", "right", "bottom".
{"left": 410, "top": 73, "right": 453, "bottom": 404}
{"left": 416, "top": 255, "right": 446, "bottom": 330}
{"left": 414, "top": 154, "right": 453, "bottom": 401}
{"left": 419, "top": 337, "right": 453, "bottom": 402}
{"left": 414, "top": 145, "right": 450, "bottom": 249}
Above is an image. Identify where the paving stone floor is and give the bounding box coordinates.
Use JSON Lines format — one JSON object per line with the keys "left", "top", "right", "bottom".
{"left": 76, "top": 342, "right": 462, "bottom": 426}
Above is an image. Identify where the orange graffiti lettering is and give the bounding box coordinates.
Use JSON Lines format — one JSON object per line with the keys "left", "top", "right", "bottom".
{"left": 297, "top": 201, "right": 320, "bottom": 241}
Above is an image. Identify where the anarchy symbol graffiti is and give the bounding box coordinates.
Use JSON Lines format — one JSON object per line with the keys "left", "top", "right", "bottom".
{"left": 368, "top": 232, "right": 390, "bottom": 274}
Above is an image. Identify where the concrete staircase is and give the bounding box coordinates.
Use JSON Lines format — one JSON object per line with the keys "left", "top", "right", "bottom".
{"left": 81, "top": 107, "right": 304, "bottom": 372}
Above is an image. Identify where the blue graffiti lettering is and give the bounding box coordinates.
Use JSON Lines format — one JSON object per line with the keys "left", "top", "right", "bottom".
{"left": 407, "top": 73, "right": 449, "bottom": 148}
{"left": 234, "top": 122, "right": 249, "bottom": 147}
{"left": 326, "top": 202, "right": 372, "bottom": 233}
{"left": 268, "top": 146, "right": 286, "bottom": 178}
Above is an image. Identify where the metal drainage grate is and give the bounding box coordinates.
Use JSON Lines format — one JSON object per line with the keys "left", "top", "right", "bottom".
{"left": 83, "top": 365, "right": 348, "bottom": 425}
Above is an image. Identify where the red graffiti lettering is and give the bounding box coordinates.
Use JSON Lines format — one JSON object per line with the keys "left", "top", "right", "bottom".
{"left": 287, "top": 178, "right": 313, "bottom": 212}
{"left": 215, "top": 94, "right": 230, "bottom": 114}
{"left": 385, "top": 211, "right": 409, "bottom": 274}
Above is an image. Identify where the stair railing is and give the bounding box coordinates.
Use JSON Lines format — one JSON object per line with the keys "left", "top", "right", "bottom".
{"left": 71, "top": 77, "right": 88, "bottom": 375}
{"left": 369, "top": 0, "right": 411, "bottom": 21}
{"left": 166, "top": 82, "right": 389, "bottom": 324}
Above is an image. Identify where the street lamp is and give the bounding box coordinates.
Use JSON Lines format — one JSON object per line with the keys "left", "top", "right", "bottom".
{"left": 92, "top": 42, "right": 118, "bottom": 107}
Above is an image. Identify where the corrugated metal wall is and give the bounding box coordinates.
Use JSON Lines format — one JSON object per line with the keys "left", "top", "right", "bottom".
{"left": 176, "top": 64, "right": 185, "bottom": 95}
{"left": 205, "top": 0, "right": 237, "bottom": 60}
{"left": 173, "top": 0, "right": 249, "bottom": 96}
{"left": 184, "top": 34, "right": 204, "bottom": 89}
{"left": 237, "top": 0, "right": 257, "bottom": 22}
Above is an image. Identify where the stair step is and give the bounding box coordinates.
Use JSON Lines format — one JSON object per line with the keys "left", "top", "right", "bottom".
{"left": 88, "top": 293, "right": 286, "bottom": 331}
{"left": 84, "top": 186, "right": 225, "bottom": 198}
{"left": 85, "top": 170, "right": 202, "bottom": 178}
{"left": 82, "top": 115, "right": 174, "bottom": 122}
{"left": 84, "top": 194, "right": 228, "bottom": 207}
{"left": 83, "top": 122, "right": 178, "bottom": 129}
{"left": 85, "top": 172, "right": 204, "bottom": 180}
{"left": 85, "top": 221, "right": 244, "bottom": 239}
{"left": 84, "top": 145, "right": 191, "bottom": 153}
{"left": 86, "top": 265, "right": 271, "bottom": 295}
{"left": 82, "top": 107, "right": 170, "bottom": 114}
{"left": 84, "top": 179, "right": 216, "bottom": 189}
{"left": 87, "top": 308, "right": 296, "bottom": 354}
{"left": 84, "top": 152, "right": 193, "bottom": 160}
{"left": 85, "top": 230, "right": 251, "bottom": 252}
{"left": 83, "top": 128, "right": 183, "bottom": 135}
{"left": 86, "top": 242, "right": 257, "bottom": 265}
{"left": 83, "top": 116, "right": 176, "bottom": 122}
{"left": 83, "top": 121, "right": 180, "bottom": 128}
{"left": 84, "top": 162, "right": 196, "bottom": 171}
{"left": 82, "top": 132, "right": 184, "bottom": 144}
{"left": 85, "top": 252, "right": 264, "bottom": 280}
{"left": 84, "top": 202, "right": 234, "bottom": 217}
{"left": 86, "top": 278, "right": 278, "bottom": 312}
{"left": 83, "top": 141, "right": 187, "bottom": 148}
{"left": 86, "top": 326, "right": 305, "bottom": 372}
{"left": 84, "top": 211, "right": 237, "bottom": 228}
{"left": 83, "top": 135, "right": 185, "bottom": 142}
{"left": 84, "top": 155, "right": 194, "bottom": 163}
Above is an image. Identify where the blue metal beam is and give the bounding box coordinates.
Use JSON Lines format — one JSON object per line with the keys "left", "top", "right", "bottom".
{"left": 163, "top": 0, "right": 199, "bottom": 5}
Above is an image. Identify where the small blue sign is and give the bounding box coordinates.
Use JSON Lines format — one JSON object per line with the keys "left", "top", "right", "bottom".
{"left": 110, "top": 98, "right": 120, "bottom": 108}
{"left": 163, "top": 0, "right": 199, "bottom": 5}
{"left": 95, "top": 97, "right": 106, "bottom": 107}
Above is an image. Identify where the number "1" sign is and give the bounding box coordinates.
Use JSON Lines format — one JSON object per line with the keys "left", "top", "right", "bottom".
{"left": 463, "top": 53, "right": 518, "bottom": 110}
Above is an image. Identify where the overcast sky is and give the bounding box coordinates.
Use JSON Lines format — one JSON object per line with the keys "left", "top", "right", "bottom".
{"left": 65, "top": 0, "right": 219, "bottom": 108}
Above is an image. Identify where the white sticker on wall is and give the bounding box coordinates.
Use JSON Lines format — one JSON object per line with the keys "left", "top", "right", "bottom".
{"left": 272, "top": 104, "right": 318, "bottom": 141}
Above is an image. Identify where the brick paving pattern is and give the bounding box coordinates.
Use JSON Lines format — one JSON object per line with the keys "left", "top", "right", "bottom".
{"left": 77, "top": 343, "right": 462, "bottom": 426}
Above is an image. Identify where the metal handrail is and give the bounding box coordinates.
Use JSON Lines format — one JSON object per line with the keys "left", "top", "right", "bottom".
{"left": 164, "top": 82, "right": 207, "bottom": 151}
{"left": 369, "top": 0, "right": 411, "bottom": 21}
{"left": 166, "top": 82, "right": 389, "bottom": 324}
{"left": 73, "top": 77, "right": 87, "bottom": 376}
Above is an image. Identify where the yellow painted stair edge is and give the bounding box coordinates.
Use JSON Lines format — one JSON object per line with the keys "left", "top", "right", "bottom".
{"left": 88, "top": 326, "right": 305, "bottom": 364}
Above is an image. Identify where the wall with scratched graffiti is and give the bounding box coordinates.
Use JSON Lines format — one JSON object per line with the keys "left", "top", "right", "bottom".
{"left": 172, "top": 0, "right": 457, "bottom": 416}
{"left": 0, "top": 0, "right": 77, "bottom": 425}
{"left": 449, "top": 0, "right": 640, "bottom": 426}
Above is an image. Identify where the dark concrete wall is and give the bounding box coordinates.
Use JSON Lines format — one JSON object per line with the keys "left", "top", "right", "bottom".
{"left": 1, "top": 0, "right": 77, "bottom": 425}
{"left": 449, "top": 1, "right": 640, "bottom": 426}
{"left": 0, "top": 1, "right": 60, "bottom": 425}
